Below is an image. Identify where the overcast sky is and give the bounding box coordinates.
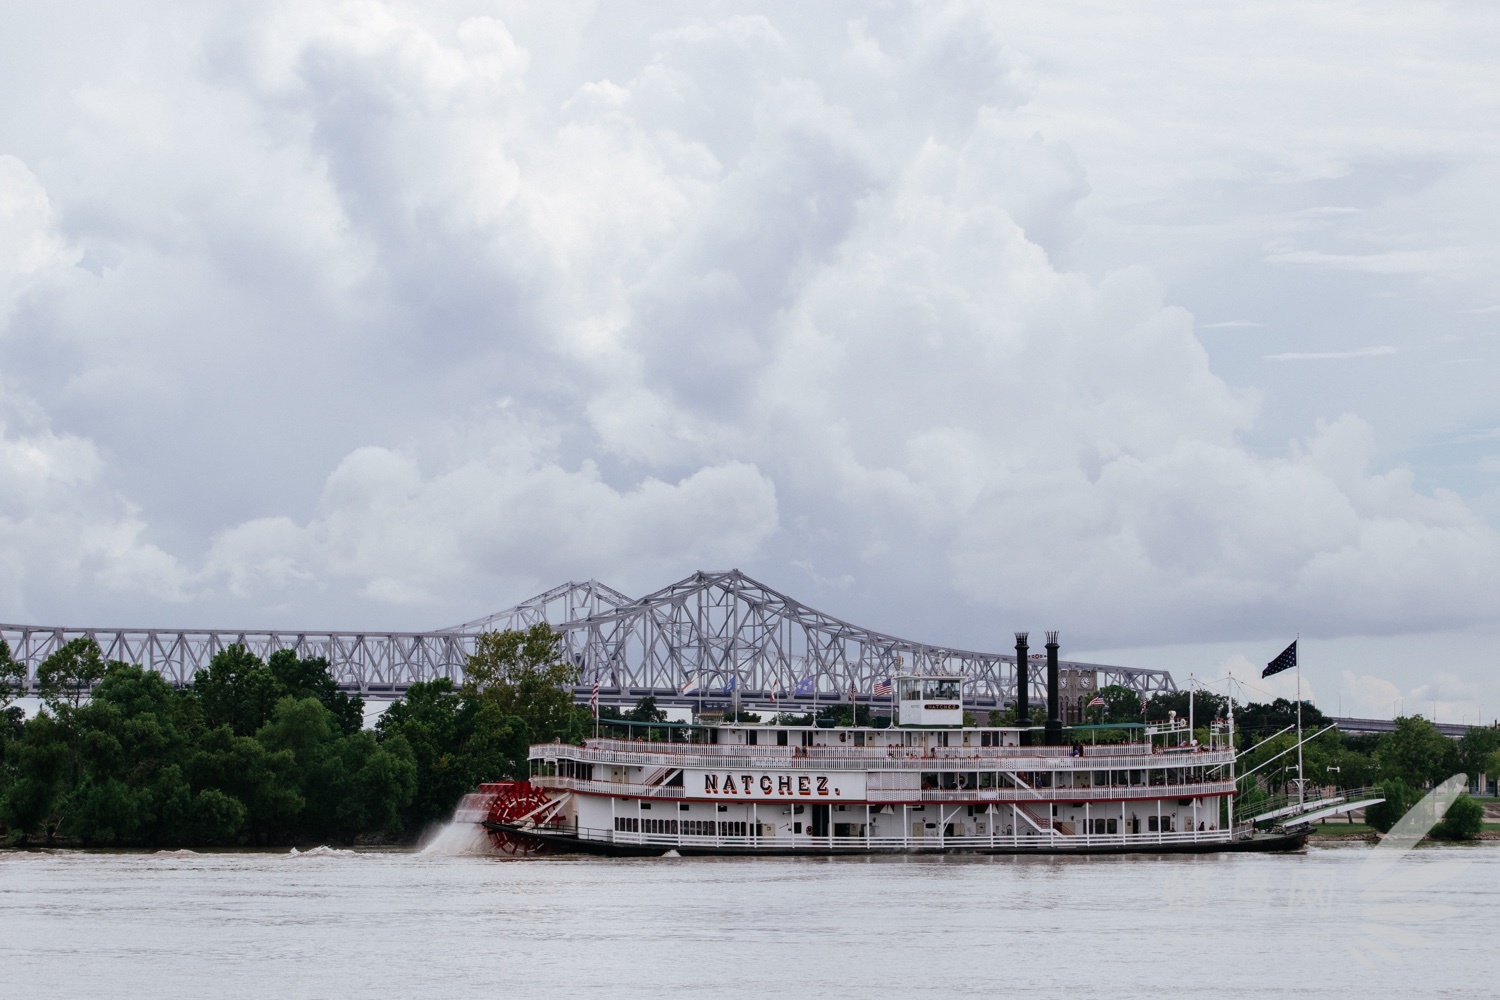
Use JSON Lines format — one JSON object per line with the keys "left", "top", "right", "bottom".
{"left": 2, "top": 1, "right": 1497, "bottom": 721}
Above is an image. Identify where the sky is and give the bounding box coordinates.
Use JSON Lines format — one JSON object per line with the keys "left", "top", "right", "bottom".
{"left": 1, "top": 1, "right": 1498, "bottom": 723}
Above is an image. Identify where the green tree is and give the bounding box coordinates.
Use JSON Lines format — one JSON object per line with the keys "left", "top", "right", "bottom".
{"left": 1098, "top": 685, "right": 1144, "bottom": 725}
{"left": 1365, "top": 779, "right": 1420, "bottom": 833}
{"left": 0, "top": 711, "right": 74, "bottom": 843}
{"left": 1457, "top": 727, "right": 1500, "bottom": 785}
{"left": 255, "top": 696, "right": 415, "bottom": 841}
{"left": 36, "top": 638, "right": 106, "bottom": 712}
{"left": 1375, "top": 717, "right": 1459, "bottom": 788}
{"left": 266, "top": 650, "right": 364, "bottom": 735}
{"left": 1431, "top": 793, "right": 1484, "bottom": 840}
{"left": 0, "top": 638, "right": 27, "bottom": 709}
{"left": 623, "top": 696, "right": 667, "bottom": 723}
{"left": 1235, "top": 699, "right": 1329, "bottom": 753}
{"left": 185, "top": 724, "right": 303, "bottom": 841}
{"left": 194, "top": 645, "right": 364, "bottom": 738}
{"left": 194, "top": 644, "right": 283, "bottom": 736}
{"left": 2, "top": 653, "right": 416, "bottom": 847}
{"left": 1145, "top": 689, "right": 1227, "bottom": 726}
{"left": 464, "top": 625, "right": 584, "bottom": 745}
{"left": 375, "top": 677, "right": 529, "bottom": 835}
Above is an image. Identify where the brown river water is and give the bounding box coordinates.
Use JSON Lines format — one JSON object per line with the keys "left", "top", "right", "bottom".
{"left": 2, "top": 837, "right": 1494, "bottom": 998}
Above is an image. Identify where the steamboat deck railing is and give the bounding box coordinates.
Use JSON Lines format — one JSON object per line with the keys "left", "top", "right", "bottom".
{"left": 532, "top": 775, "right": 1235, "bottom": 804}
{"left": 538, "top": 742, "right": 1234, "bottom": 773}
{"left": 580, "top": 737, "right": 1172, "bottom": 759}
{"left": 522, "top": 823, "right": 1235, "bottom": 852}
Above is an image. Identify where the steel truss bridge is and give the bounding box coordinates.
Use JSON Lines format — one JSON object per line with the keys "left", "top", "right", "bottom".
{"left": 1, "top": 569, "right": 1176, "bottom": 713}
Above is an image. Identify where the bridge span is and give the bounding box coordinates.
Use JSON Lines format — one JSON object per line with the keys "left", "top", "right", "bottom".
{"left": 2, "top": 569, "right": 1177, "bottom": 713}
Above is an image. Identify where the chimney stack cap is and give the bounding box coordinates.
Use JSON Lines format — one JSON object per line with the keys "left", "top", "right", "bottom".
{"left": 1045, "top": 630, "right": 1059, "bottom": 644}
{"left": 1014, "top": 631, "right": 1029, "bottom": 642}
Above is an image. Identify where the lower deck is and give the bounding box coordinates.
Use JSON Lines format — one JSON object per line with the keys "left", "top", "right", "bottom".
{"left": 539, "top": 788, "right": 1235, "bottom": 853}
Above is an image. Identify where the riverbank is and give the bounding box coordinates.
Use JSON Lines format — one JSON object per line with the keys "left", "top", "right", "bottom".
{"left": 1307, "top": 819, "right": 1500, "bottom": 842}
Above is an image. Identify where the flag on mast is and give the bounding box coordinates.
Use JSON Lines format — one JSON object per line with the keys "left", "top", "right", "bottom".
{"left": 1087, "top": 695, "right": 1105, "bottom": 708}
{"left": 873, "top": 678, "right": 893, "bottom": 698}
{"left": 1263, "top": 640, "right": 1297, "bottom": 678}
{"left": 589, "top": 681, "right": 599, "bottom": 714}
{"left": 680, "top": 676, "right": 701, "bottom": 696}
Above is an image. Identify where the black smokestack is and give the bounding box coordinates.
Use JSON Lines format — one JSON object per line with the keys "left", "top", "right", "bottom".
{"left": 1045, "top": 630, "right": 1063, "bottom": 746}
{"left": 1014, "top": 632, "right": 1031, "bottom": 746}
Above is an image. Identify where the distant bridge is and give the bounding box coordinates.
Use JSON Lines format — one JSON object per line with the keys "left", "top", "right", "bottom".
{"left": 1, "top": 569, "right": 1177, "bottom": 712}
{"left": 1330, "top": 716, "right": 1472, "bottom": 739}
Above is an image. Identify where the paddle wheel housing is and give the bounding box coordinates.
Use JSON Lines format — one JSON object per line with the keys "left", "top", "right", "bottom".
{"left": 474, "top": 781, "right": 556, "bottom": 856}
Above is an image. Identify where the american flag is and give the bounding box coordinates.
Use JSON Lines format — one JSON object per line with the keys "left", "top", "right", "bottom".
{"left": 873, "top": 678, "right": 893, "bottom": 697}
{"left": 768, "top": 676, "right": 779, "bottom": 702}
{"left": 1263, "top": 640, "right": 1297, "bottom": 679}
{"left": 1087, "top": 695, "right": 1105, "bottom": 708}
{"left": 590, "top": 681, "right": 599, "bottom": 714}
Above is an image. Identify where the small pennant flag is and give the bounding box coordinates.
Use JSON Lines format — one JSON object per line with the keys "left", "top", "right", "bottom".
{"left": 794, "top": 676, "right": 816, "bottom": 697}
{"left": 1263, "top": 640, "right": 1297, "bottom": 679}
{"left": 873, "top": 678, "right": 893, "bottom": 698}
{"left": 1087, "top": 696, "right": 1105, "bottom": 708}
{"left": 680, "top": 676, "right": 701, "bottom": 696}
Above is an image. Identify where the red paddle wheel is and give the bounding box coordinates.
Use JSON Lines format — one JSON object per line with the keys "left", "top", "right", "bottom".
{"left": 474, "top": 781, "right": 555, "bottom": 856}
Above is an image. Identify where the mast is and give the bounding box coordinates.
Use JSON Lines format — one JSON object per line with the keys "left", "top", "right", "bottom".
{"left": 1295, "top": 636, "right": 1304, "bottom": 806}
{"left": 1227, "top": 673, "right": 1236, "bottom": 833}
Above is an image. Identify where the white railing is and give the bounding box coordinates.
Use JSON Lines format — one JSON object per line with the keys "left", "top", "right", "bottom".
{"left": 867, "top": 781, "right": 1234, "bottom": 804}
{"left": 533, "top": 774, "right": 1233, "bottom": 806}
{"left": 543, "top": 742, "right": 1232, "bottom": 773}
{"left": 560, "top": 825, "right": 1235, "bottom": 852}
{"left": 582, "top": 736, "right": 1163, "bottom": 760}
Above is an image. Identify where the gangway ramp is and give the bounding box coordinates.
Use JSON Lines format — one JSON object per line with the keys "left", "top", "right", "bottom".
{"left": 1245, "top": 787, "right": 1384, "bottom": 827}
{"left": 1289, "top": 797, "right": 1384, "bottom": 827}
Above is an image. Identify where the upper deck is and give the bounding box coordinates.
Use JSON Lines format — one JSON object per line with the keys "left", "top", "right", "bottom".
{"left": 543, "top": 735, "right": 1233, "bottom": 771}
{"left": 531, "top": 718, "right": 1234, "bottom": 783}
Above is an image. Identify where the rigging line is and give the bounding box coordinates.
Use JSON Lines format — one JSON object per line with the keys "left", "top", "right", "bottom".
{"left": 1237, "top": 725, "right": 1337, "bottom": 781}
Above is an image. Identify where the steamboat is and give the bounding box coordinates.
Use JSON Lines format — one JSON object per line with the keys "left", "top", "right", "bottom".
{"left": 464, "top": 634, "right": 1310, "bottom": 856}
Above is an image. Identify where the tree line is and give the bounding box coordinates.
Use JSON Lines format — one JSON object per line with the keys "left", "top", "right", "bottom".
{"left": 0, "top": 624, "right": 586, "bottom": 847}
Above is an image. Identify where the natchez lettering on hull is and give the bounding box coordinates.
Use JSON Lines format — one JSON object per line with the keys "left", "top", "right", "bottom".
{"left": 697, "top": 771, "right": 865, "bottom": 799}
